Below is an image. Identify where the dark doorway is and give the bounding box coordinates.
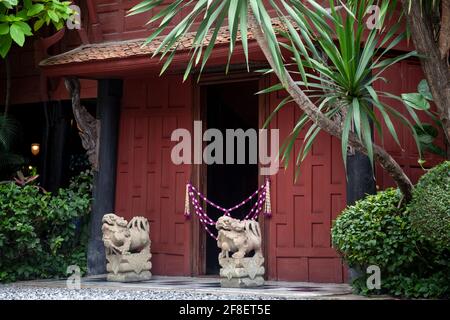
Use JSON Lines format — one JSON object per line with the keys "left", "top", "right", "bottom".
{"left": 205, "top": 80, "right": 259, "bottom": 275}
{"left": 4, "top": 100, "right": 95, "bottom": 189}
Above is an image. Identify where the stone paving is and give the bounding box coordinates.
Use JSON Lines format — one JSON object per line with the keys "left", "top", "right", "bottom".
{"left": 0, "top": 275, "right": 385, "bottom": 300}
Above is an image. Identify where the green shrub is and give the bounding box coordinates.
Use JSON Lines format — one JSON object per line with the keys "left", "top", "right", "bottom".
{"left": 332, "top": 189, "right": 417, "bottom": 272}
{"left": 332, "top": 189, "right": 450, "bottom": 298}
{"left": 0, "top": 170, "right": 92, "bottom": 282}
{"left": 408, "top": 161, "right": 450, "bottom": 249}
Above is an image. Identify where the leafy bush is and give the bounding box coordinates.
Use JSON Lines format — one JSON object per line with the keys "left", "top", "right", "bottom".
{"left": 0, "top": 170, "right": 92, "bottom": 282}
{"left": 408, "top": 161, "right": 450, "bottom": 249}
{"left": 0, "top": 0, "right": 73, "bottom": 58}
{"left": 332, "top": 189, "right": 450, "bottom": 298}
{"left": 332, "top": 190, "right": 417, "bottom": 272}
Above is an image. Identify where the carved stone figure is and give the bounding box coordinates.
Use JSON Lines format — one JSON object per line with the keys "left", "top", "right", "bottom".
{"left": 216, "top": 216, "right": 263, "bottom": 259}
{"left": 216, "top": 216, "right": 265, "bottom": 288}
{"left": 102, "top": 213, "right": 152, "bottom": 282}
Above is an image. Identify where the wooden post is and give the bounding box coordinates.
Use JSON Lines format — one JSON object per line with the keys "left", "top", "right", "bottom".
{"left": 87, "top": 79, "right": 122, "bottom": 275}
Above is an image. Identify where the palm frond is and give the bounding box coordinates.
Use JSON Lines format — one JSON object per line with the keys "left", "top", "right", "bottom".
{"left": 130, "top": 0, "right": 428, "bottom": 173}
{"left": 0, "top": 152, "right": 24, "bottom": 171}
{"left": 0, "top": 115, "right": 19, "bottom": 151}
{"left": 265, "top": 0, "right": 425, "bottom": 170}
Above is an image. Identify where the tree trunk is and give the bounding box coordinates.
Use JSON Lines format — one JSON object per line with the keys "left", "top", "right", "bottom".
{"left": 439, "top": 0, "right": 450, "bottom": 60}
{"left": 248, "top": 13, "right": 414, "bottom": 202}
{"left": 64, "top": 77, "right": 100, "bottom": 170}
{"left": 401, "top": 0, "right": 450, "bottom": 158}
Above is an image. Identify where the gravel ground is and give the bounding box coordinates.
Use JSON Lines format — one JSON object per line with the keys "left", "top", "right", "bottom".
{"left": 0, "top": 285, "right": 286, "bottom": 300}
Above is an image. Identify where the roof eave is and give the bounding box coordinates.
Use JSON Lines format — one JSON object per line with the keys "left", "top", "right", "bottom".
{"left": 39, "top": 41, "right": 263, "bottom": 79}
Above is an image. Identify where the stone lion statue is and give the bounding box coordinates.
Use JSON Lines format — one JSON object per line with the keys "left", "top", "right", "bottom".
{"left": 216, "top": 216, "right": 262, "bottom": 259}
{"left": 102, "top": 213, "right": 150, "bottom": 255}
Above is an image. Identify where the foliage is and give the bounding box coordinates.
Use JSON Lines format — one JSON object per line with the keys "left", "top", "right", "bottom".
{"left": 260, "top": 0, "right": 426, "bottom": 172}
{"left": 0, "top": 0, "right": 73, "bottom": 58}
{"left": 332, "top": 189, "right": 415, "bottom": 270}
{"left": 414, "top": 123, "right": 446, "bottom": 158}
{"left": 67, "top": 168, "right": 92, "bottom": 197}
{"left": 402, "top": 0, "right": 450, "bottom": 150}
{"left": 402, "top": 79, "right": 446, "bottom": 158}
{"left": 407, "top": 161, "right": 450, "bottom": 249}
{"left": 332, "top": 188, "right": 450, "bottom": 298}
{"left": 13, "top": 169, "right": 40, "bottom": 187}
{"left": 0, "top": 115, "right": 23, "bottom": 177}
{"left": 0, "top": 170, "right": 92, "bottom": 282}
{"left": 130, "top": 0, "right": 426, "bottom": 180}
{"left": 69, "top": 153, "right": 91, "bottom": 177}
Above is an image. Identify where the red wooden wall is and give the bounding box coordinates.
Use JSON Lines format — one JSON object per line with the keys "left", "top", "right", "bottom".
{"left": 94, "top": 0, "right": 279, "bottom": 42}
{"left": 114, "top": 60, "right": 445, "bottom": 282}
{"left": 266, "top": 81, "right": 348, "bottom": 283}
{"left": 115, "top": 75, "right": 192, "bottom": 276}
{"left": 114, "top": 72, "right": 348, "bottom": 281}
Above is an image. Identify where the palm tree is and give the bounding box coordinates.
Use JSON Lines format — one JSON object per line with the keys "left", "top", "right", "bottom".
{"left": 0, "top": 115, "right": 23, "bottom": 178}
{"left": 129, "top": 0, "right": 429, "bottom": 202}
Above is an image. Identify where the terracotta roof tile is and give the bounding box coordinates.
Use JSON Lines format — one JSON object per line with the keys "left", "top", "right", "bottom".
{"left": 39, "top": 19, "right": 287, "bottom": 67}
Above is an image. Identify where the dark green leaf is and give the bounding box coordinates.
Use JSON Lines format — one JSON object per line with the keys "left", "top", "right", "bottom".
{"left": 27, "top": 4, "right": 44, "bottom": 17}
{"left": 0, "top": 23, "right": 8, "bottom": 35}
{"left": 0, "top": 35, "right": 11, "bottom": 57}
{"left": 417, "top": 79, "right": 433, "bottom": 101}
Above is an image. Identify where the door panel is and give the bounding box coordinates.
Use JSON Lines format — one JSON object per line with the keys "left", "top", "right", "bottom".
{"left": 266, "top": 76, "right": 347, "bottom": 282}
{"left": 115, "top": 75, "right": 192, "bottom": 276}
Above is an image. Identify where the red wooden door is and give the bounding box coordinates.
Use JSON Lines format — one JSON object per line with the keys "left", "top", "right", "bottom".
{"left": 115, "top": 75, "right": 192, "bottom": 276}
{"left": 374, "top": 60, "right": 446, "bottom": 187}
{"left": 266, "top": 78, "right": 347, "bottom": 283}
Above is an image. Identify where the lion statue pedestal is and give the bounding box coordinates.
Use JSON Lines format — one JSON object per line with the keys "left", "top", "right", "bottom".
{"left": 219, "top": 256, "right": 265, "bottom": 288}
{"left": 216, "top": 216, "right": 265, "bottom": 288}
{"left": 102, "top": 213, "right": 152, "bottom": 282}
